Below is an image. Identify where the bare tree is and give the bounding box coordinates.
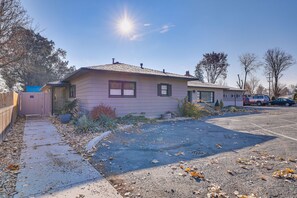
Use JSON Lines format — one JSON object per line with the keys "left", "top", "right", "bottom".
{"left": 0, "top": 0, "right": 30, "bottom": 68}
{"left": 197, "top": 52, "right": 229, "bottom": 84}
{"left": 288, "top": 84, "right": 297, "bottom": 94}
{"left": 264, "top": 48, "right": 295, "bottom": 97}
{"left": 256, "top": 84, "right": 265, "bottom": 94}
{"left": 245, "top": 76, "right": 260, "bottom": 94}
{"left": 239, "top": 53, "right": 260, "bottom": 89}
{"left": 217, "top": 79, "right": 227, "bottom": 86}
{"left": 236, "top": 74, "right": 243, "bottom": 89}
{"left": 194, "top": 63, "right": 204, "bottom": 82}
{"left": 279, "top": 86, "right": 290, "bottom": 97}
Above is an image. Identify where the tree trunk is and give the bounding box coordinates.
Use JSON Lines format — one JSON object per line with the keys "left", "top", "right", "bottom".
{"left": 243, "top": 71, "right": 248, "bottom": 89}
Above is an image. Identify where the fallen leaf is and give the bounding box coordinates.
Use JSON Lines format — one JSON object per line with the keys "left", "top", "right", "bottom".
{"left": 288, "top": 158, "right": 296, "bottom": 163}
{"left": 7, "top": 164, "right": 19, "bottom": 171}
{"left": 185, "top": 167, "right": 191, "bottom": 173}
{"left": 260, "top": 176, "right": 267, "bottom": 181}
{"left": 227, "top": 170, "right": 234, "bottom": 175}
{"left": 272, "top": 168, "right": 297, "bottom": 180}
{"left": 190, "top": 171, "right": 205, "bottom": 179}
{"left": 216, "top": 144, "right": 222, "bottom": 149}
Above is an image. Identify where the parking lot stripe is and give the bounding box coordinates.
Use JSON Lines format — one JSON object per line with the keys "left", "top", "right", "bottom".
{"left": 251, "top": 123, "right": 297, "bottom": 142}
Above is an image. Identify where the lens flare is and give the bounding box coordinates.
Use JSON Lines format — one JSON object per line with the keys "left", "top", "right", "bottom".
{"left": 118, "top": 14, "right": 134, "bottom": 35}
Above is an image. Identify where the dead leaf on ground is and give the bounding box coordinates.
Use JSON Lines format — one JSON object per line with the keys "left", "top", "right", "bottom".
{"left": 216, "top": 144, "right": 222, "bottom": 149}
{"left": 207, "top": 184, "right": 229, "bottom": 198}
{"left": 227, "top": 170, "right": 234, "bottom": 175}
{"left": 272, "top": 168, "right": 297, "bottom": 180}
{"left": 237, "top": 158, "right": 252, "bottom": 165}
{"left": 185, "top": 167, "right": 191, "bottom": 173}
{"left": 190, "top": 171, "right": 205, "bottom": 179}
{"left": 7, "top": 164, "right": 19, "bottom": 171}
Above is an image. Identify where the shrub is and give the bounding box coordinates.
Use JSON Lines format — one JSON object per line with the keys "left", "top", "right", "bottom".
{"left": 178, "top": 98, "right": 202, "bottom": 118}
{"left": 117, "top": 114, "right": 151, "bottom": 125}
{"left": 90, "top": 104, "right": 116, "bottom": 120}
{"left": 98, "top": 115, "right": 117, "bottom": 130}
{"left": 76, "top": 115, "right": 99, "bottom": 133}
{"left": 271, "top": 96, "right": 276, "bottom": 101}
{"left": 294, "top": 93, "right": 297, "bottom": 101}
{"left": 219, "top": 100, "right": 224, "bottom": 109}
{"left": 229, "top": 106, "right": 238, "bottom": 112}
{"left": 214, "top": 100, "right": 220, "bottom": 111}
{"left": 60, "top": 99, "right": 78, "bottom": 115}
{"left": 215, "top": 100, "right": 220, "bottom": 107}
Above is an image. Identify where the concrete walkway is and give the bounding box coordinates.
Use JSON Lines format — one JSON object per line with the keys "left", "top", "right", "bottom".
{"left": 15, "top": 117, "right": 121, "bottom": 198}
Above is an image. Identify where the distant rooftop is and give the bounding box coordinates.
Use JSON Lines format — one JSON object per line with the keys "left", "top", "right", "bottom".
{"left": 188, "top": 81, "right": 244, "bottom": 91}
{"left": 64, "top": 63, "right": 197, "bottom": 81}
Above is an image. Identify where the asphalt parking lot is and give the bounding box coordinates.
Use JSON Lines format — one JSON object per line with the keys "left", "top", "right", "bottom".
{"left": 92, "top": 106, "right": 297, "bottom": 198}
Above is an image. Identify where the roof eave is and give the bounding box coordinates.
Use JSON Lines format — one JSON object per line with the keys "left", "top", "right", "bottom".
{"left": 64, "top": 67, "right": 198, "bottom": 81}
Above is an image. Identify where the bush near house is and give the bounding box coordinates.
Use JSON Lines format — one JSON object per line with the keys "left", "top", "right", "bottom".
{"left": 219, "top": 100, "right": 224, "bottom": 109}
{"left": 214, "top": 100, "right": 220, "bottom": 110}
{"left": 76, "top": 115, "right": 99, "bottom": 133}
{"left": 117, "top": 114, "right": 151, "bottom": 125}
{"left": 90, "top": 104, "right": 116, "bottom": 120}
{"left": 179, "top": 98, "right": 203, "bottom": 118}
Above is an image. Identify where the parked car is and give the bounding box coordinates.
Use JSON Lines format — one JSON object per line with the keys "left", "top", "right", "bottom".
{"left": 270, "top": 98, "right": 296, "bottom": 106}
{"left": 244, "top": 94, "right": 270, "bottom": 106}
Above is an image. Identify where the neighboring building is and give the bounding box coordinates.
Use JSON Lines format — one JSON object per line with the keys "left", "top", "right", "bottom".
{"left": 187, "top": 81, "right": 245, "bottom": 106}
{"left": 42, "top": 63, "right": 197, "bottom": 118}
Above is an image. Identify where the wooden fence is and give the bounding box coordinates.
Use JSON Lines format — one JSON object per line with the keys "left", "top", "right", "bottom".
{"left": 0, "top": 91, "right": 18, "bottom": 142}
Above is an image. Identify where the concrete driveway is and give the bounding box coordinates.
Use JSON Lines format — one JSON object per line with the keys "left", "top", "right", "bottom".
{"left": 15, "top": 117, "right": 121, "bottom": 198}
{"left": 92, "top": 106, "right": 297, "bottom": 197}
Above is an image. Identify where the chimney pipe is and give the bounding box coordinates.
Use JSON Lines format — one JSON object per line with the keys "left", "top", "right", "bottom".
{"left": 140, "top": 63, "right": 143, "bottom": 69}
{"left": 112, "top": 58, "right": 115, "bottom": 64}
{"left": 163, "top": 69, "right": 165, "bottom": 73}
{"left": 185, "top": 71, "right": 190, "bottom": 76}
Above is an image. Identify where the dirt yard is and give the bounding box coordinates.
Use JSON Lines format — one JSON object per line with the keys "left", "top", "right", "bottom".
{"left": 92, "top": 107, "right": 297, "bottom": 198}
{"left": 0, "top": 118, "right": 25, "bottom": 197}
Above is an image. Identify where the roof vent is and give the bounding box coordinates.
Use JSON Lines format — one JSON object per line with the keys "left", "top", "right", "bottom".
{"left": 140, "top": 63, "right": 143, "bottom": 69}
{"left": 112, "top": 58, "right": 115, "bottom": 64}
{"left": 163, "top": 69, "right": 165, "bottom": 73}
{"left": 185, "top": 71, "right": 190, "bottom": 76}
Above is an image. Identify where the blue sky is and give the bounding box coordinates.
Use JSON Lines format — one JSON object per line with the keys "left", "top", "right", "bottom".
{"left": 22, "top": 0, "right": 297, "bottom": 87}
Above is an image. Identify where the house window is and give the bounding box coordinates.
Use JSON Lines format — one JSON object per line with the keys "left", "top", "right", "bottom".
{"left": 196, "top": 91, "right": 214, "bottom": 103}
{"left": 109, "top": 81, "right": 136, "bottom": 98}
{"left": 157, "top": 84, "right": 172, "bottom": 97}
{"left": 69, "top": 85, "right": 76, "bottom": 98}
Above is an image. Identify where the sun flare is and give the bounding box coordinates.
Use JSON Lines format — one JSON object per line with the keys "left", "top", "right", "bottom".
{"left": 118, "top": 15, "right": 134, "bottom": 35}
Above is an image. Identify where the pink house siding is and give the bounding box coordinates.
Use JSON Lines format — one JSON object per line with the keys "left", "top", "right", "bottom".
{"left": 70, "top": 71, "right": 188, "bottom": 118}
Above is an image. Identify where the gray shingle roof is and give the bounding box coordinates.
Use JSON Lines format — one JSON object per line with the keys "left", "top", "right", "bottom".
{"left": 188, "top": 81, "right": 244, "bottom": 91}
{"left": 84, "top": 63, "right": 196, "bottom": 80}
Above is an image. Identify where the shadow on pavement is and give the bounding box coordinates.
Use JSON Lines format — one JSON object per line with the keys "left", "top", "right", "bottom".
{"left": 92, "top": 119, "right": 275, "bottom": 176}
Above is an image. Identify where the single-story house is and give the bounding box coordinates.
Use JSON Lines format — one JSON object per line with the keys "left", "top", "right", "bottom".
{"left": 42, "top": 62, "right": 197, "bottom": 118}
{"left": 187, "top": 81, "right": 245, "bottom": 106}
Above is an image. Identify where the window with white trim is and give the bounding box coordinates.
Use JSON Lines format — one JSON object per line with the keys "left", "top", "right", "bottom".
{"left": 109, "top": 81, "right": 136, "bottom": 98}
{"left": 157, "top": 84, "right": 172, "bottom": 97}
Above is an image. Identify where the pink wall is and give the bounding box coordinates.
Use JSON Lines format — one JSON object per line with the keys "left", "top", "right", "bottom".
{"left": 70, "top": 71, "right": 188, "bottom": 118}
